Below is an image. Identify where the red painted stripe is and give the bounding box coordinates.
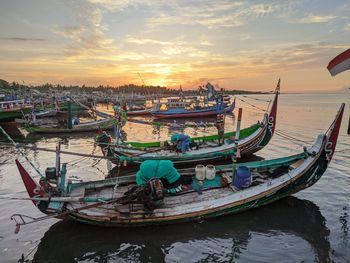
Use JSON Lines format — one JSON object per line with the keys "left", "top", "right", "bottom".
{"left": 327, "top": 48, "right": 350, "bottom": 70}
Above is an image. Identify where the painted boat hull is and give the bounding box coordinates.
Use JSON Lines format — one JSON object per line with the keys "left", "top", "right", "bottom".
{"left": 0, "top": 107, "right": 32, "bottom": 122}
{"left": 108, "top": 117, "right": 271, "bottom": 165}
{"left": 150, "top": 103, "right": 234, "bottom": 118}
{"left": 127, "top": 109, "right": 151, "bottom": 116}
{"left": 34, "top": 109, "right": 57, "bottom": 118}
{"left": 25, "top": 118, "right": 116, "bottom": 134}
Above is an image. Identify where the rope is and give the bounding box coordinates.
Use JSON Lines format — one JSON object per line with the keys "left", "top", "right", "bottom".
{"left": 236, "top": 97, "right": 267, "bottom": 112}
{"left": 335, "top": 148, "right": 350, "bottom": 153}
{"left": 66, "top": 145, "right": 99, "bottom": 167}
{"left": 19, "top": 241, "right": 40, "bottom": 263}
{"left": 241, "top": 95, "right": 271, "bottom": 103}
{"left": 274, "top": 130, "right": 314, "bottom": 148}
{"left": 275, "top": 129, "right": 313, "bottom": 144}
{"left": 66, "top": 156, "right": 89, "bottom": 166}
{"left": 0, "top": 126, "right": 43, "bottom": 177}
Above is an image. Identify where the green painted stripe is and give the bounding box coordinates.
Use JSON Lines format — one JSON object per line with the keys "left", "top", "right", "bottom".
{"left": 126, "top": 123, "right": 261, "bottom": 148}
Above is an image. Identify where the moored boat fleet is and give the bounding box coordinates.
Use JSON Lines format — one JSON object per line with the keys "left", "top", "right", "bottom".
{"left": 0, "top": 79, "right": 346, "bottom": 231}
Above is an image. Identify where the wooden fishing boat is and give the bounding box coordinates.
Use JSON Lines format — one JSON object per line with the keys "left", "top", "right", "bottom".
{"left": 127, "top": 108, "right": 151, "bottom": 116}
{"left": 95, "top": 88, "right": 278, "bottom": 165}
{"left": 13, "top": 103, "right": 344, "bottom": 228}
{"left": 126, "top": 100, "right": 152, "bottom": 116}
{"left": 24, "top": 117, "right": 117, "bottom": 134}
{"left": 0, "top": 99, "right": 32, "bottom": 121}
{"left": 150, "top": 99, "right": 235, "bottom": 119}
{"left": 34, "top": 108, "right": 58, "bottom": 118}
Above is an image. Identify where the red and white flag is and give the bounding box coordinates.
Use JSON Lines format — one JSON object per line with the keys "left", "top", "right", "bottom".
{"left": 327, "top": 48, "right": 350, "bottom": 76}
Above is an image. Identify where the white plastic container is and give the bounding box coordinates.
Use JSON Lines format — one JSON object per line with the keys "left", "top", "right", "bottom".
{"left": 195, "top": 164, "right": 206, "bottom": 181}
{"left": 205, "top": 164, "right": 216, "bottom": 180}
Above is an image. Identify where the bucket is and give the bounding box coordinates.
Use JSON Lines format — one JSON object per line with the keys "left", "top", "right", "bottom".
{"left": 233, "top": 166, "right": 251, "bottom": 190}
{"left": 195, "top": 164, "right": 206, "bottom": 181}
{"left": 205, "top": 164, "right": 216, "bottom": 180}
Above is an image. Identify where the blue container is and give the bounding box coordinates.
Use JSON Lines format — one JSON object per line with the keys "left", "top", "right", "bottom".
{"left": 233, "top": 166, "right": 252, "bottom": 190}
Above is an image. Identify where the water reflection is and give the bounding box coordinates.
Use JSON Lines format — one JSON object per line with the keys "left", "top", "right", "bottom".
{"left": 31, "top": 196, "right": 330, "bottom": 263}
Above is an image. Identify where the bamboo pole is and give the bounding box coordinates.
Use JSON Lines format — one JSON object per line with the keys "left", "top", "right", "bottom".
{"left": 1, "top": 143, "right": 114, "bottom": 160}
{"left": 0, "top": 196, "right": 109, "bottom": 202}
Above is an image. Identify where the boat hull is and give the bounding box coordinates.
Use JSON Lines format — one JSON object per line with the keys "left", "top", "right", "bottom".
{"left": 69, "top": 144, "right": 329, "bottom": 227}
{"left": 127, "top": 109, "right": 151, "bottom": 116}
{"left": 0, "top": 107, "right": 32, "bottom": 122}
{"left": 26, "top": 118, "right": 116, "bottom": 134}
{"left": 150, "top": 103, "right": 234, "bottom": 118}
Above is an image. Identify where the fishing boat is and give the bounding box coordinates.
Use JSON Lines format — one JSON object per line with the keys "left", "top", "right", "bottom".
{"left": 127, "top": 108, "right": 151, "bottom": 116}
{"left": 126, "top": 99, "right": 152, "bottom": 116}
{"left": 12, "top": 103, "right": 344, "bottom": 228}
{"left": 0, "top": 96, "right": 32, "bottom": 122}
{"left": 24, "top": 117, "right": 117, "bottom": 134}
{"left": 95, "top": 86, "right": 278, "bottom": 165}
{"left": 33, "top": 108, "right": 58, "bottom": 118}
{"left": 150, "top": 98, "right": 235, "bottom": 119}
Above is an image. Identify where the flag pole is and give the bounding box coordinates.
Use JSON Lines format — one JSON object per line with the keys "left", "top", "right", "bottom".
{"left": 326, "top": 48, "right": 350, "bottom": 135}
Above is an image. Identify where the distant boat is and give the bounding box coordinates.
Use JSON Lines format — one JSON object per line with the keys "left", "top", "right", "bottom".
{"left": 0, "top": 97, "right": 32, "bottom": 122}
{"left": 126, "top": 108, "right": 151, "bottom": 116}
{"left": 126, "top": 100, "right": 152, "bottom": 116}
{"left": 24, "top": 117, "right": 116, "bottom": 134}
{"left": 14, "top": 103, "right": 344, "bottom": 228}
{"left": 150, "top": 98, "right": 235, "bottom": 118}
{"left": 34, "top": 108, "right": 58, "bottom": 118}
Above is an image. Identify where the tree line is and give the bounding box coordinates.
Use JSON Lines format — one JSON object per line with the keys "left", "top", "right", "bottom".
{"left": 0, "top": 79, "right": 268, "bottom": 95}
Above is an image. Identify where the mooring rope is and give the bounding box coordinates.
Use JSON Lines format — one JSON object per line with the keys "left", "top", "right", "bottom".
{"left": 66, "top": 145, "right": 99, "bottom": 167}
{"left": 274, "top": 130, "right": 313, "bottom": 147}
{"left": 334, "top": 148, "right": 350, "bottom": 153}
{"left": 235, "top": 97, "right": 267, "bottom": 112}
{"left": 275, "top": 129, "right": 314, "bottom": 144}
{"left": 0, "top": 126, "right": 43, "bottom": 177}
{"left": 18, "top": 241, "right": 40, "bottom": 263}
{"left": 241, "top": 95, "right": 272, "bottom": 103}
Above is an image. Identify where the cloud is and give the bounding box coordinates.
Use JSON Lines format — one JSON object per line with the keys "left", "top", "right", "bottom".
{"left": 145, "top": 2, "right": 286, "bottom": 29}
{"left": 146, "top": 1, "right": 247, "bottom": 29}
{"left": 0, "top": 37, "right": 46, "bottom": 42}
{"left": 53, "top": 0, "right": 115, "bottom": 58}
{"left": 344, "top": 23, "right": 350, "bottom": 31}
{"left": 243, "top": 3, "right": 278, "bottom": 18}
{"left": 125, "top": 37, "right": 172, "bottom": 46}
{"left": 88, "top": 0, "right": 147, "bottom": 11}
{"left": 293, "top": 14, "right": 336, "bottom": 24}
{"left": 124, "top": 35, "right": 212, "bottom": 58}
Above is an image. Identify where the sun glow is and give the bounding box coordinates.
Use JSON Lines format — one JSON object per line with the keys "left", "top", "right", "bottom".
{"left": 0, "top": 1, "right": 349, "bottom": 91}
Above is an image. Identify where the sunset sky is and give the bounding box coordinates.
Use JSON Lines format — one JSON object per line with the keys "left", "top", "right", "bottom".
{"left": 0, "top": 0, "right": 349, "bottom": 91}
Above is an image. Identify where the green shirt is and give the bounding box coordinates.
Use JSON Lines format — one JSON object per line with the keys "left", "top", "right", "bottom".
{"left": 136, "top": 160, "right": 180, "bottom": 186}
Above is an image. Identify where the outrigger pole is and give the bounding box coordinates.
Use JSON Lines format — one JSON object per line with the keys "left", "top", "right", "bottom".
{"left": 0, "top": 142, "right": 113, "bottom": 160}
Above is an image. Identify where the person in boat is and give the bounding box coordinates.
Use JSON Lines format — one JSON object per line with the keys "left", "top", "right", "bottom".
{"left": 136, "top": 160, "right": 191, "bottom": 193}
{"left": 170, "top": 134, "right": 191, "bottom": 153}
{"left": 72, "top": 117, "right": 80, "bottom": 126}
